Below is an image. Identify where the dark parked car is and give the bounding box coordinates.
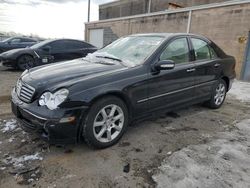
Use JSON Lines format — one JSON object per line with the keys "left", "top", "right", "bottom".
{"left": 11, "top": 33, "right": 236, "bottom": 148}
{"left": 0, "top": 37, "right": 38, "bottom": 53}
{"left": 0, "top": 39, "right": 97, "bottom": 70}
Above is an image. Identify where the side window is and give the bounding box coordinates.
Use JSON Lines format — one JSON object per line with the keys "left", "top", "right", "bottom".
{"left": 21, "top": 38, "right": 36, "bottom": 43}
{"left": 65, "top": 41, "right": 84, "bottom": 49}
{"left": 191, "top": 38, "right": 210, "bottom": 60}
{"left": 10, "top": 38, "right": 21, "bottom": 43}
{"left": 160, "top": 38, "right": 189, "bottom": 64}
{"left": 50, "top": 41, "right": 66, "bottom": 51}
{"left": 82, "top": 42, "right": 94, "bottom": 48}
{"left": 65, "top": 41, "right": 93, "bottom": 49}
{"left": 209, "top": 46, "right": 218, "bottom": 59}
{"left": 74, "top": 41, "right": 87, "bottom": 49}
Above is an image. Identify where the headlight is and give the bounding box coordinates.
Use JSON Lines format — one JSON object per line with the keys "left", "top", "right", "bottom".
{"left": 38, "top": 88, "right": 69, "bottom": 110}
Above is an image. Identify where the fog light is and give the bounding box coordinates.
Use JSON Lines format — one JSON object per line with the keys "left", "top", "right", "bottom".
{"left": 59, "top": 116, "right": 76, "bottom": 123}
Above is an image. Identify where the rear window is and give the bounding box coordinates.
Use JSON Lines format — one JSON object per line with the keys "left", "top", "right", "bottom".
{"left": 209, "top": 46, "right": 218, "bottom": 59}
{"left": 21, "top": 38, "right": 37, "bottom": 42}
{"left": 191, "top": 38, "right": 210, "bottom": 60}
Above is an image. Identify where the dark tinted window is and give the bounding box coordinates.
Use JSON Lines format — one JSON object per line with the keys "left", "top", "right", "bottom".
{"left": 160, "top": 38, "right": 189, "bottom": 64}
{"left": 64, "top": 40, "right": 93, "bottom": 49}
{"left": 65, "top": 41, "right": 83, "bottom": 49}
{"left": 21, "top": 38, "right": 36, "bottom": 42}
{"left": 82, "top": 42, "right": 94, "bottom": 48}
{"left": 49, "top": 40, "right": 66, "bottom": 51}
{"left": 10, "top": 38, "right": 21, "bottom": 43}
{"left": 191, "top": 38, "right": 210, "bottom": 60}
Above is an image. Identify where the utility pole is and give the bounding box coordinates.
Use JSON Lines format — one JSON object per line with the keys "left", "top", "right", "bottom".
{"left": 88, "top": 0, "right": 90, "bottom": 22}
{"left": 148, "top": 0, "right": 151, "bottom": 13}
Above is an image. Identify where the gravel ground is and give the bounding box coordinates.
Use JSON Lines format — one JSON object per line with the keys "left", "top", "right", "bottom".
{"left": 0, "top": 65, "right": 250, "bottom": 188}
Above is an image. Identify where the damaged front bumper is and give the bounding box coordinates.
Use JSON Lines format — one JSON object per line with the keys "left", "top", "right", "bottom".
{"left": 11, "top": 89, "right": 88, "bottom": 144}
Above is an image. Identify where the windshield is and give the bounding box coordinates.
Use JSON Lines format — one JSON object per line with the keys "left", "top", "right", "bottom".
{"left": 2, "top": 37, "right": 14, "bottom": 42}
{"left": 94, "top": 36, "right": 165, "bottom": 66}
{"left": 30, "top": 39, "right": 52, "bottom": 49}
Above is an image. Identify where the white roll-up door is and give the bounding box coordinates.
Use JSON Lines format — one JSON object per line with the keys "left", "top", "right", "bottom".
{"left": 89, "top": 29, "right": 104, "bottom": 49}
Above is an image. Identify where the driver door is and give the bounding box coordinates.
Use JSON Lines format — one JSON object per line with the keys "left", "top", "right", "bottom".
{"left": 147, "top": 37, "right": 196, "bottom": 112}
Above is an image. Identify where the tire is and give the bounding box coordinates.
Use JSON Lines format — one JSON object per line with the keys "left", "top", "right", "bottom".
{"left": 82, "top": 96, "right": 128, "bottom": 149}
{"left": 205, "top": 79, "right": 227, "bottom": 109}
{"left": 17, "top": 55, "right": 35, "bottom": 70}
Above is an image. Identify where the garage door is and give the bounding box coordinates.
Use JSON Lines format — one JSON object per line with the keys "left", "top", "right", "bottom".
{"left": 89, "top": 29, "right": 104, "bottom": 49}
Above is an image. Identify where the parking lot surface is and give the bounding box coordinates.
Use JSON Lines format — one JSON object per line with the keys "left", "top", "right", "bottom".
{"left": 0, "top": 66, "right": 21, "bottom": 117}
{"left": 0, "top": 65, "right": 250, "bottom": 188}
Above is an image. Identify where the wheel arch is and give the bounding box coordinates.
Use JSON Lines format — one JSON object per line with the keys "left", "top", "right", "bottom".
{"left": 17, "top": 53, "right": 35, "bottom": 61}
{"left": 89, "top": 91, "right": 133, "bottom": 121}
{"left": 221, "top": 76, "right": 229, "bottom": 91}
{"left": 16, "top": 53, "right": 36, "bottom": 69}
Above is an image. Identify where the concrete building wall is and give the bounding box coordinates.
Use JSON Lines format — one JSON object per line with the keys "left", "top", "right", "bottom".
{"left": 99, "top": 0, "right": 232, "bottom": 20}
{"left": 87, "top": 3, "right": 250, "bottom": 78}
{"left": 151, "top": 0, "right": 231, "bottom": 12}
{"left": 190, "top": 4, "right": 250, "bottom": 76}
{"left": 99, "top": 0, "right": 149, "bottom": 20}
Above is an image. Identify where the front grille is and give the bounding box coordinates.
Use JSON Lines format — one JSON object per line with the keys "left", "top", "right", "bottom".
{"left": 16, "top": 79, "right": 35, "bottom": 103}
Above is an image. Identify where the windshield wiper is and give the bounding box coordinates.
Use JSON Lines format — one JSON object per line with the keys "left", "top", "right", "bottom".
{"left": 82, "top": 57, "right": 115, "bottom": 65}
{"left": 95, "top": 55, "right": 122, "bottom": 62}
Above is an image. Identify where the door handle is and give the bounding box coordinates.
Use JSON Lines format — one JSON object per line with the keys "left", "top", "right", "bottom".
{"left": 186, "top": 68, "right": 196, "bottom": 73}
{"left": 214, "top": 63, "right": 220, "bottom": 68}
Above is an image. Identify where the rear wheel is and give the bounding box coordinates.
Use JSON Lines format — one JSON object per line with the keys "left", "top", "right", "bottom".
{"left": 17, "top": 55, "right": 35, "bottom": 70}
{"left": 205, "top": 79, "right": 227, "bottom": 109}
{"left": 82, "top": 96, "right": 128, "bottom": 149}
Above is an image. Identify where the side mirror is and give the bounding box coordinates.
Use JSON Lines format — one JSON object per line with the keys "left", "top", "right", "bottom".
{"left": 42, "top": 46, "right": 51, "bottom": 52}
{"left": 153, "top": 60, "right": 175, "bottom": 71}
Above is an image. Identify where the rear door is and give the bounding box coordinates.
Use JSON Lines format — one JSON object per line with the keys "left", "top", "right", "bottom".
{"left": 146, "top": 37, "right": 196, "bottom": 112}
{"left": 189, "top": 37, "right": 222, "bottom": 99}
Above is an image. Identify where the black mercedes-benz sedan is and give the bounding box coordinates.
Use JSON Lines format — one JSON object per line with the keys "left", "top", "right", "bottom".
{"left": 11, "top": 33, "right": 236, "bottom": 148}
{"left": 0, "top": 39, "right": 97, "bottom": 70}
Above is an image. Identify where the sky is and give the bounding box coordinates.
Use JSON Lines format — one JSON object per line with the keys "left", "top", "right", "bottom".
{"left": 0, "top": 0, "right": 113, "bottom": 40}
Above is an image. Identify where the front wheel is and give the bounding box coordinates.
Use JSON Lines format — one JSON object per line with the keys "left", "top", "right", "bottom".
{"left": 82, "top": 96, "right": 128, "bottom": 149}
{"left": 17, "top": 55, "right": 35, "bottom": 70}
{"left": 205, "top": 79, "right": 227, "bottom": 109}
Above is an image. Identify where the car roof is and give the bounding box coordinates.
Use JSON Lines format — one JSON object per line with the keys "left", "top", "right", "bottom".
{"left": 10, "top": 36, "right": 37, "bottom": 40}
{"left": 129, "top": 33, "right": 208, "bottom": 40}
{"left": 45, "top": 38, "right": 86, "bottom": 43}
{"left": 42, "top": 38, "right": 94, "bottom": 46}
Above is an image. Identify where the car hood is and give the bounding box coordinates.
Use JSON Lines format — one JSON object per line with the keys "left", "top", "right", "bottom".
{"left": 0, "top": 48, "right": 30, "bottom": 56}
{"left": 21, "top": 58, "right": 127, "bottom": 91}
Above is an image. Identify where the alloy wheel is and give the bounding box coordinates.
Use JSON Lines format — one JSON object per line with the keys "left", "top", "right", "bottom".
{"left": 93, "top": 104, "right": 124, "bottom": 143}
{"left": 214, "top": 83, "right": 226, "bottom": 106}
